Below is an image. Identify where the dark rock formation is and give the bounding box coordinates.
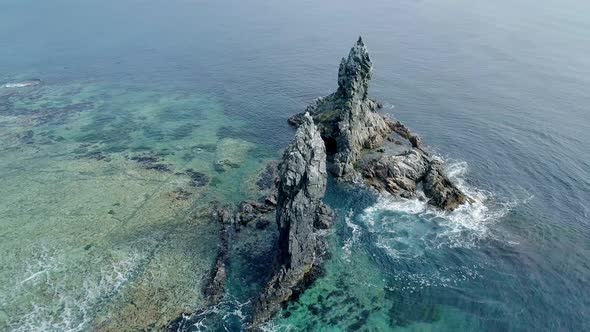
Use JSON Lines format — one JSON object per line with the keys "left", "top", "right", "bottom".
{"left": 236, "top": 200, "right": 275, "bottom": 226}
{"left": 360, "top": 149, "right": 466, "bottom": 210}
{"left": 174, "top": 36, "right": 471, "bottom": 332}
{"left": 201, "top": 205, "right": 233, "bottom": 305}
{"left": 361, "top": 149, "right": 429, "bottom": 199}
{"left": 275, "top": 113, "right": 330, "bottom": 269}
{"left": 313, "top": 204, "right": 335, "bottom": 230}
{"left": 289, "top": 37, "right": 467, "bottom": 211}
{"left": 81, "top": 151, "right": 112, "bottom": 162}
{"left": 130, "top": 152, "right": 171, "bottom": 172}
{"left": 168, "top": 187, "right": 192, "bottom": 201}
{"left": 256, "top": 161, "right": 279, "bottom": 191}
{"left": 184, "top": 169, "right": 209, "bottom": 187}
{"left": 422, "top": 160, "right": 467, "bottom": 210}
{"left": 252, "top": 113, "right": 333, "bottom": 326}
{"left": 289, "top": 37, "right": 394, "bottom": 178}
{"left": 167, "top": 204, "right": 237, "bottom": 332}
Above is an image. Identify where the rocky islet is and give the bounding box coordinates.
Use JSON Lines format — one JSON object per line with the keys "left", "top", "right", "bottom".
{"left": 289, "top": 37, "right": 467, "bottom": 211}
{"left": 170, "top": 37, "right": 470, "bottom": 329}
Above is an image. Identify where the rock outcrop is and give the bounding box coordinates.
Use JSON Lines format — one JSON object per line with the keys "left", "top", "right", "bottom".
{"left": 360, "top": 150, "right": 466, "bottom": 210}
{"left": 290, "top": 37, "right": 467, "bottom": 211}
{"left": 360, "top": 149, "right": 430, "bottom": 199}
{"left": 289, "top": 37, "right": 393, "bottom": 178}
{"left": 174, "top": 37, "right": 471, "bottom": 332}
{"left": 201, "top": 205, "right": 232, "bottom": 305}
{"left": 275, "top": 113, "right": 332, "bottom": 269}
{"left": 422, "top": 159, "right": 467, "bottom": 211}
{"left": 252, "top": 113, "right": 333, "bottom": 326}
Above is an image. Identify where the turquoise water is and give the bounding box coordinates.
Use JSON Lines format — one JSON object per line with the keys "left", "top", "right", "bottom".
{"left": 1, "top": 0, "right": 590, "bottom": 331}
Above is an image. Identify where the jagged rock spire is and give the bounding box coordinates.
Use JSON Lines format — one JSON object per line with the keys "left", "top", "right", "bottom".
{"left": 276, "top": 112, "right": 327, "bottom": 269}
{"left": 288, "top": 37, "right": 392, "bottom": 178}
{"left": 337, "top": 36, "right": 373, "bottom": 100}
{"left": 253, "top": 113, "right": 333, "bottom": 325}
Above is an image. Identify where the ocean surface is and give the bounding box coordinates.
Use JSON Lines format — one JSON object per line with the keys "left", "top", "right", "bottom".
{"left": 1, "top": 0, "right": 589, "bottom": 331}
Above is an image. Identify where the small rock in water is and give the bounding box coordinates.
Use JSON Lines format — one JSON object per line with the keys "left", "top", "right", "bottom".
{"left": 129, "top": 152, "right": 172, "bottom": 172}
{"left": 168, "top": 187, "right": 193, "bottom": 201}
{"left": 19, "top": 130, "right": 34, "bottom": 144}
{"left": 237, "top": 200, "right": 274, "bottom": 225}
{"left": 144, "top": 163, "right": 171, "bottom": 172}
{"left": 214, "top": 159, "right": 240, "bottom": 173}
{"left": 409, "top": 135, "right": 423, "bottom": 149}
{"left": 256, "top": 162, "right": 278, "bottom": 190}
{"left": 255, "top": 219, "right": 271, "bottom": 229}
{"left": 184, "top": 169, "right": 209, "bottom": 187}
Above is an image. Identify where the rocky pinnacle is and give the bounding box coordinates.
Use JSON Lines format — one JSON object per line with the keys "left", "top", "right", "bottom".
{"left": 276, "top": 113, "right": 328, "bottom": 269}
{"left": 252, "top": 113, "right": 333, "bottom": 326}
{"left": 289, "top": 37, "right": 467, "bottom": 210}
{"left": 337, "top": 36, "right": 373, "bottom": 100}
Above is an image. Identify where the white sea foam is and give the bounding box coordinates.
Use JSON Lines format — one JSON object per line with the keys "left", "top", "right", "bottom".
{"left": 360, "top": 160, "right": 523, "bottom": 258}
{"left": 342, "top": 209, "right": 361, "bottom": 262}
{"left": 1, "top": 80, "right": 41, "bottom": 88}
{"left": 8, "top": 247, "right": 142, "bottom": 332}
{"left": 175, "top": 297, "right": 252, "bottom": 331}
{"left": 387, "top": 264, "right": 484, "bottom": 291}
{"left": 259, "top": 321, "right": 296, "bottom": 332}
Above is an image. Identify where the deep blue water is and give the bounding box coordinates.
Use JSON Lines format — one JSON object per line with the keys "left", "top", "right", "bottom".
{"left": 1, "top": 0, "right": 589, "bottom": 331}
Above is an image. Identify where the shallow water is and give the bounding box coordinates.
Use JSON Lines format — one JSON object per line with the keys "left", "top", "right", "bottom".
{"left": 1, "top": 0, "right": 590, "bottom": 331}
{"left": 0, "top": 81, "right": 274, "bottom": 331}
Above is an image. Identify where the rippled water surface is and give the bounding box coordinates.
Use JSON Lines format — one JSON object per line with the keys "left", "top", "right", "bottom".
{"left": 1, "top": 0, "right": 589, "bottom": 331}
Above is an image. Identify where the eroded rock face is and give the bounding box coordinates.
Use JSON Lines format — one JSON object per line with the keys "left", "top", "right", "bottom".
{"left": 289, "top": 37, "right": 394, "bottom": 178}
{"left": 360, "top": 150, "right": 467, "bottom": 210}
{"left": 361, "top": 150, "right": 429, "bottom": 199}
{"left": 290, "top": 37, "right": 467, "bottom": 211}
{"left": 422, "top": 160, "right": 466, "bottom": 211}
{"left": 276, "top": 113, "right": 329, "bottom": 268}
{"left": 253, "top": 113, "right": 333, "bottom": 325}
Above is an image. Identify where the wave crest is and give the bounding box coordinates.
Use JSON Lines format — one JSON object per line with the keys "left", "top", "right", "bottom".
{"left": 357, "top": 160, "right": 525, "bottom": 259}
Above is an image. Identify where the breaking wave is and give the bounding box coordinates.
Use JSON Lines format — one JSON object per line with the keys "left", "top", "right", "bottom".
{"left": 6, "top": 247, "right": 142, "bottom": 332}
{"left": 171, "top": 297, "right": 251, "bottom": 331}
{"left": 342, "top": 209, "right": 361, "bottom": 262}
{"left": 355, "top": 160, "right": 529, "bottom": 259}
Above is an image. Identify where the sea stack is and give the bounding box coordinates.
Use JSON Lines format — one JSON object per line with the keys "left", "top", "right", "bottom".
{"left": 253, "top": 113, "right": 333, "bottom": 326}
{"left": 290, "top": 37, "right": 467, "bottom": 210}
{"left": 289, "top": 37, "right": 393, "bottom": 178}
